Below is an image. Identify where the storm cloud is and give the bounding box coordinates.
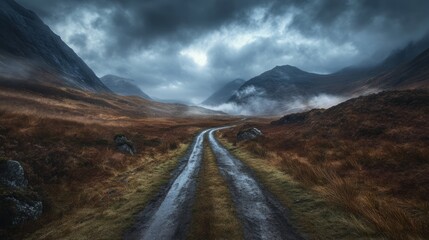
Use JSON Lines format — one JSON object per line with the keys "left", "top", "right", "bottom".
{"left": 16, "top": 0, "right": 429, "bottom": 103}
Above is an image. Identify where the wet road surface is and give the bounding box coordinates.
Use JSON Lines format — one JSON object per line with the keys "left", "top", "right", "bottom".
{"left": 125, "top": 129, "right": 209, "bottom": 240}
{"left": 126, "top": 127, "right": 302, "bottom": 240}
{"left": 208, "top": 127, "right": 303, "bottom": 240}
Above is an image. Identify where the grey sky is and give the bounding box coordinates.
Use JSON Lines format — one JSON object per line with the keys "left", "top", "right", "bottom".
{"left": 16, "top": 0, "right": 429, "bottom": 103}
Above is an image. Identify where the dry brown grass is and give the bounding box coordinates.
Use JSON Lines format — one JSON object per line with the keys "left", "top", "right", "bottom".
{"left": 220, "top": 90, "right": 429, "bottom": 239}
{"left": 187, "top": 142, "right": 244, "bottom": 240}
{"left": 0, "top": 88, "right": 237, "bottom": 239}
{"left": 217, "top": 135, "right": 379, "bottom": 239}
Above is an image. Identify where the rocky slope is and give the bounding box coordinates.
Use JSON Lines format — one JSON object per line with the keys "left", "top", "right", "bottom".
{"left": 0, "top": 0, "right": 109, "bottom": 92}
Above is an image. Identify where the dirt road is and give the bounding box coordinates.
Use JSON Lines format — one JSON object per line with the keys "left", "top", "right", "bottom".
{"left": 126, "top": 127, "right": 302, "bottom": 240}
{"left": 208, "top": 128, "right": 302, "bottom": 240}
{"left": 125, "top": 129, "right": 209, "bottom": 240}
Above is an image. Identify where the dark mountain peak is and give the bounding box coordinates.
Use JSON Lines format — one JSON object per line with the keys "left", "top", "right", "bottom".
{"left": 100, "top": 75, "right": 151, "bottom": 99}
{"left": 0, "top": 0, "right": 110, "bottom": 92}
{"left": 260, "top": 65, "right": 314, "bottom": 80}
{"left": 273, "top": 64, "right": 299, "bottom": 70}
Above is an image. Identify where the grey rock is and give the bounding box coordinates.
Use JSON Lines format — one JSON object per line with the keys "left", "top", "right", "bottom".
{"left": 237, "top": 128, "right": 263, "bottom": 141}
{"left": 0, "top": 196, "right": 42, "bottom": 226}
{"left": 114, "top": 135, "right": 136, "bottom": 155}
{"left": 0, "top": 160, "right": 28, "bottom": 189}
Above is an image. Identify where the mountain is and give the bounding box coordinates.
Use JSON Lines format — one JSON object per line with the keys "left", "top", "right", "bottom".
{"left": 202, "top": 79, "right": 245, "bottom": 106}
{"left": 101, "top": 75, "right": 151, "bottom": 99}
{"left": 0, "top": 0, "right": 109, "bottom": 92}
{"left": 227, "top": 40, "right": 429, "bottom": 114}
{"left": 153, "top": 98, "right": 193, "bottom": 105}
{"left": 228, "top": 66, "right": 325, "bottom": 104}
{"left": 365, "top": 48, "right": 429, "bottom": 90}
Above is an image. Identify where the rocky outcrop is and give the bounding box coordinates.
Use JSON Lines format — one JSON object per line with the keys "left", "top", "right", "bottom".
{"left": 237, "top": 128, "right": 263, "bottom": 141}
{"left": 0, "top": 160, "right": 42, "bottom": 227}
{"left": 114, "top": 135, "right": 136, "bottom": 155}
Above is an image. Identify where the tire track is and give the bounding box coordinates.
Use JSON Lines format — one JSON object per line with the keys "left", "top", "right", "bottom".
{"left": 125, "top": 129, "right": 209, "bottom": 240}
{"left": 208, "top": 127, "right": 303, "bottom": 240}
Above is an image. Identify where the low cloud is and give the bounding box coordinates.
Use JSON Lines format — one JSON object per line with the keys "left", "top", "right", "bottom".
{"left": 15, "top": 0, "right": 429, "bottom": 102}
{"left": 202, "top": 93, "right": 348, "bottom": 116}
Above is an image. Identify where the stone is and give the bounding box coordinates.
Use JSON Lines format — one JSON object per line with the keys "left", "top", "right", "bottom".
{"left": 237, "top": 128, "right": 263, "bottom": 141}
{"left": 0, "top": 196, "right": 43, "bottom": 227}
{"left": 114, "top": 135, "right": 136, "bottom": 155}
{"left": 0, "top": 160, "right": 28, "bottom": 189}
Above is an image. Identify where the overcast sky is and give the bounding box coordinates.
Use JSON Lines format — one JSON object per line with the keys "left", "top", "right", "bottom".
{"left": 16, "top": 0, "right": 429, "bottom": 103}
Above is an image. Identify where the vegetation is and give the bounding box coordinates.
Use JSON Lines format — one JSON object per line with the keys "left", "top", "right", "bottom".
{"left": 217, "top": 135, "right": 379, "bottom": 239}
{"left": 187, "top": 142, "right": 243, "bottom": 240}
{"left": 219, "top": 90, "right": 429, "bottom": 240}
{"left": 0, "top": 104, "right": 233, "bottom": 239}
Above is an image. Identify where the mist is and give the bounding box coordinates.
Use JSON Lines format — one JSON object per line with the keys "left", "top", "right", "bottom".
{"left": 202, "top": 93, "right": 349, "bottom": 116}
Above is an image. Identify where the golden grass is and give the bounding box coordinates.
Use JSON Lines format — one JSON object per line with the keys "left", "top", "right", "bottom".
{"left": 217, "top": 134, "right": 382, "bottom": 240}
{"left": 217, "top": 91, "right": 429, "bottom": 239}
{"left": 0, "top": 105, "right": 235, "bottom": 239}
{"left": 26, "top": 144, "right": 188, "bottom": 240}
{"left": 219, "top": 128, "right": 429, "bottom": 239}
{"left": 187, "top": 142, "right": 244, "bottom": 240}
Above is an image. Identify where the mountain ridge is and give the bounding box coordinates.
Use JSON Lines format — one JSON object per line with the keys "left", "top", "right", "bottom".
{"left": 202, "top": 78, "right": 245, "bottom": 106}
{"left": 227, "top": 40, "right": 429, "bottom": 111}
{"left": 101, "top": 74, "right": 151, "bottom": 99}
{"left": 0, "top": 0, "right": 110, "bottom": 92}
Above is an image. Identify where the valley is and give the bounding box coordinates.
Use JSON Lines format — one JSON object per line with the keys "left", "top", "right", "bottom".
{"left": 1, "top": 0, "right": 429, "bottom": 239}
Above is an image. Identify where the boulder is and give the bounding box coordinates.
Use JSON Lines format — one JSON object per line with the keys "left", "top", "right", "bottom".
{"left": 114, "top": 135, "right": 136, "bottom": 155}
{"left": 0, "top": 160, "right": 28, "bottom": 189}
{"left": 0, "top": 160, "right": 43, "bottom": 227}
{"left": 0, "top": 196, "right": 43, "bottom": 226}
{"left": 237, "top": 128, "right": 263, "bottom": 141}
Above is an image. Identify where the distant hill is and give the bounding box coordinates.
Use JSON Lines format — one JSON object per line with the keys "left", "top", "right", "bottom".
{"left": 101, "top": 75, "right": 151, "bottom": 99}
{"left": 0, "top": 0, "right": 109, "bottom": 92}
{"left": 202, "top": 79, "right": 245, "bottom": 106}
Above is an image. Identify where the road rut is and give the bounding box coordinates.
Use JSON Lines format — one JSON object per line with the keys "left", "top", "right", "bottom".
{"left": 208, "top": 127, "right": 303, "bottom": 240}
{"left": 125, "top": 129, "right": 209, "bottom": 240}
{"left": 126, "top": 127, "right": 302, "bottom": 240}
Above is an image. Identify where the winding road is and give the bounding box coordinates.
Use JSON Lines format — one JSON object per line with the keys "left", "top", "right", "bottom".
{"left": 125, "top": 127, "right": 302, "bottom": 240}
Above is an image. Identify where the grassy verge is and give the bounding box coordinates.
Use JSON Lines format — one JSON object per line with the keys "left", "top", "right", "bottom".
{"left": 26, "top": 144, "right": 189, "bottom": 240}
{"left": 187, "top": 142, "right": 244, "bottom": 240}
{"left": 217, "top": 133, "right": 382, "bottom": 240}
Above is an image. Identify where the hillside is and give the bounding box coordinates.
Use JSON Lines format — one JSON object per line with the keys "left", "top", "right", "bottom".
{"left": 0, "top": 79, "right": 224, "bottom": 118}
{"left": 101, "top": 75, "right": 151, "bottom": 99}
{"left": 0, "top": 0, "right": 109, "bottom": 92}
{"left": 220, "top": 89, "right": 429, "bottom": 239}
{"left": 202, "top": 79, "right": 245, "bottom": 106}
{"left": 365, "top": 48, "right": 429, "bottom": 90}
